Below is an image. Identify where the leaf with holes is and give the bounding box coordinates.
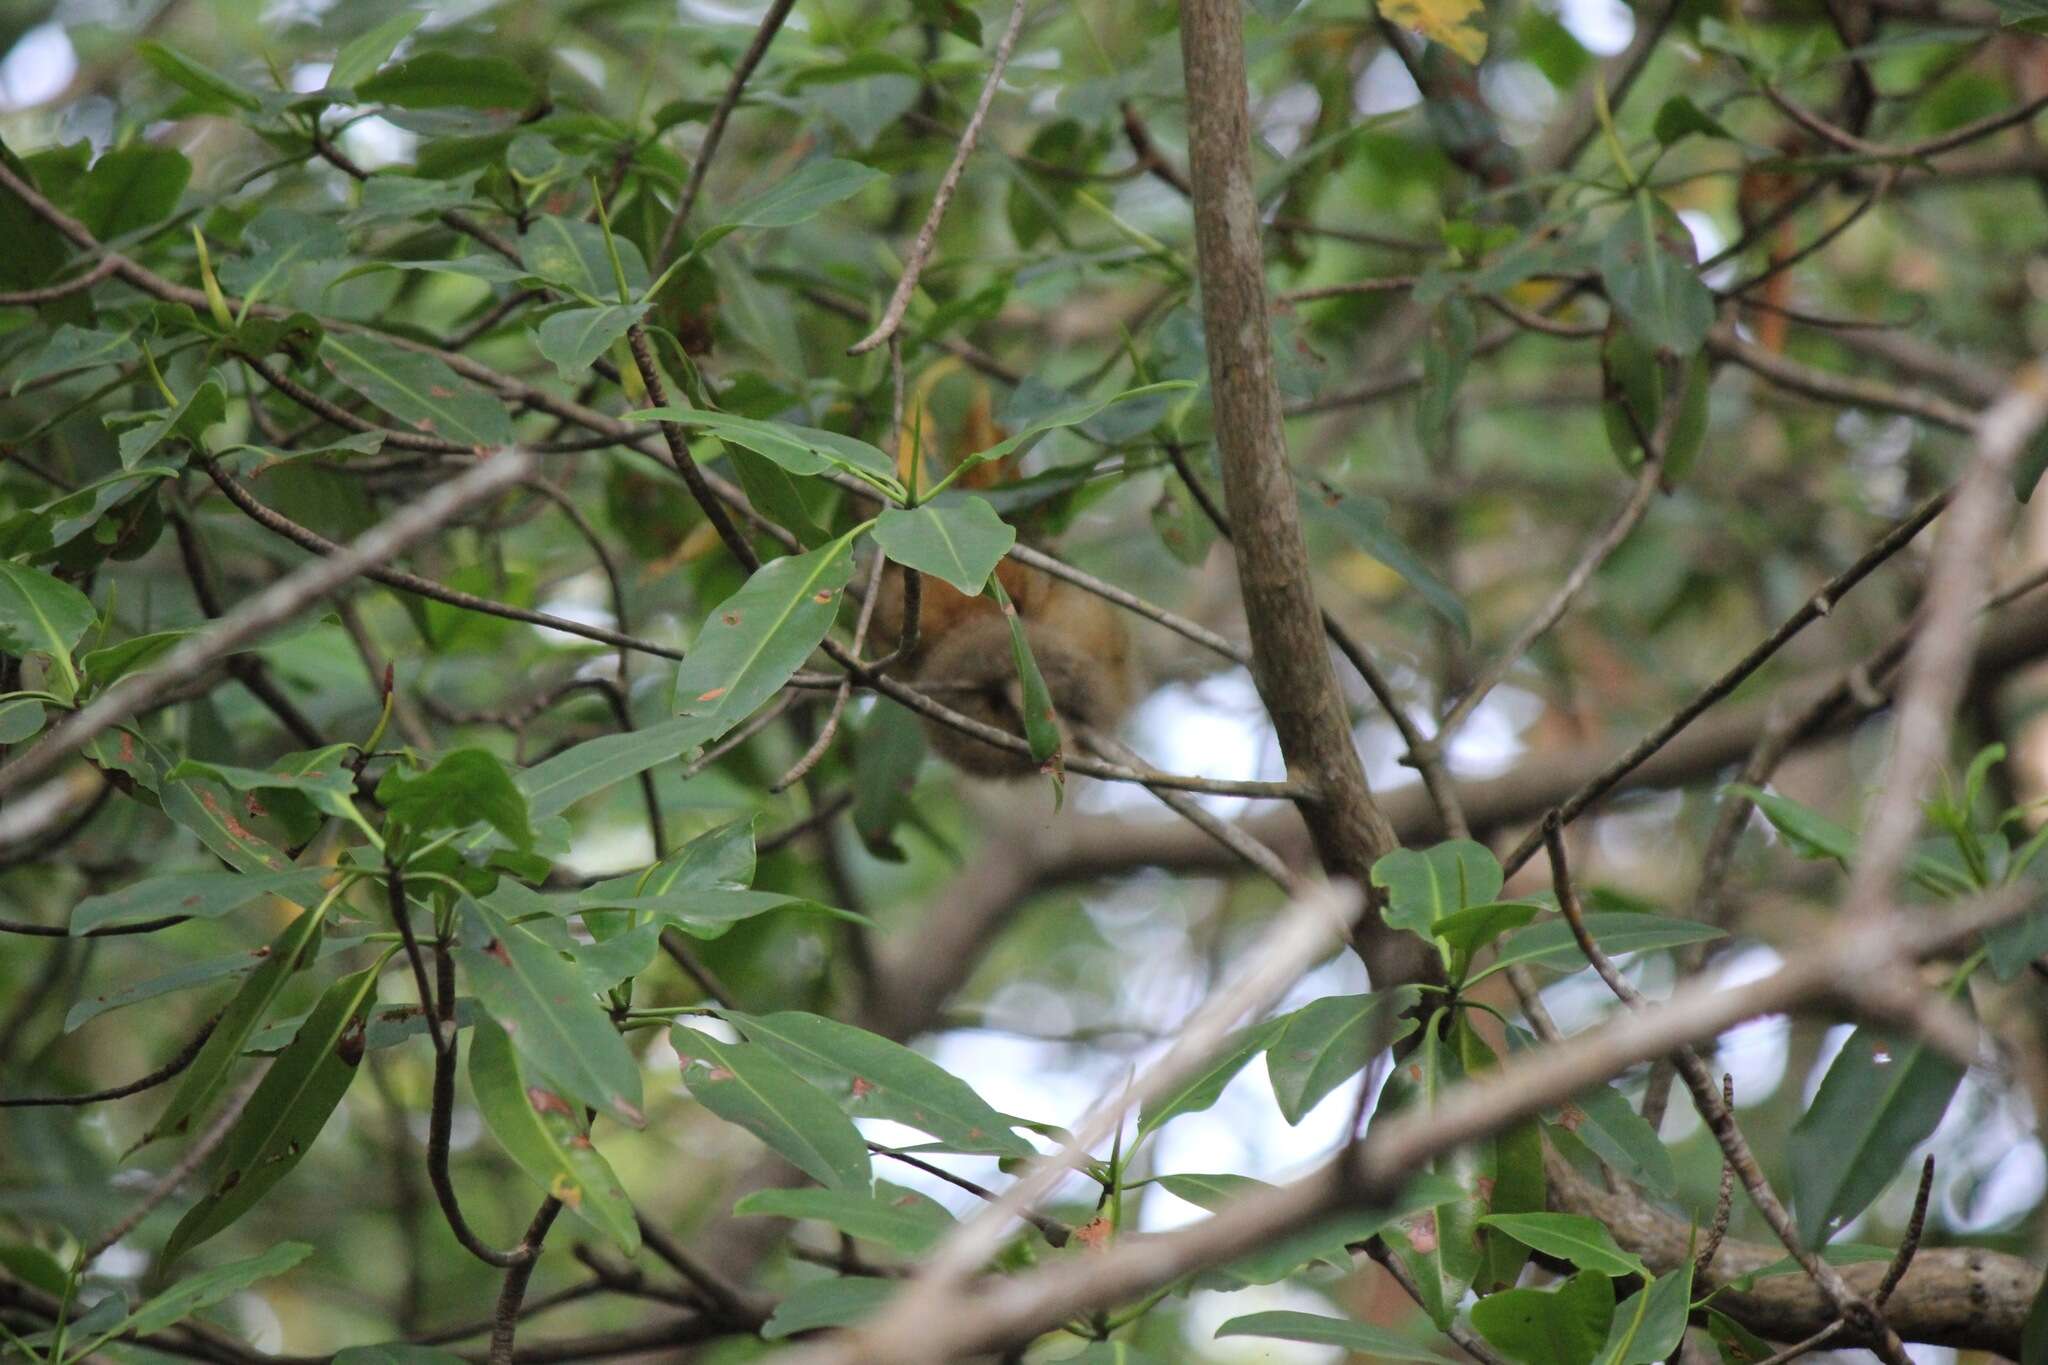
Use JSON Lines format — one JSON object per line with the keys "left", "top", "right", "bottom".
{"left": 672, "top": 1024, "right": 872, "bottom": 1191}
{"left": 673, "top": 536, "right": 856, "bottom": 732}
{"left": 871, "top": 497, "right": 1016, "bottom": 596}
{"left": 470, "top": 1015, "right": 639, "bottom": 1253}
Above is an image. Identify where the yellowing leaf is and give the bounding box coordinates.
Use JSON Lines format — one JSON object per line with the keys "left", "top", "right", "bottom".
{"left": 1379, "top": 0, "right": 1487, "bottom": 63}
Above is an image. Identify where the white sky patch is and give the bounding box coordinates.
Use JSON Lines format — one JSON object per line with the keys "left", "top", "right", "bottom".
{"left": 1481, "top": 61, "right": 1560, "bottom": 144}
{"left": 290, "top": 61, "right": 332, "bottom": 94}
{"left": 1554, "top": 0, "right": 1636, "bottom": 54}
{"left": 1260, "top": 82, "right": 1321, "bottom": 158}
{"left": 341, "top": 115, "right": 418, "bottom": 170}
{"left": 1354, "top": 48, "right": 1422, "bottom": 117}
{"left": 0, "top": 24, "right": 76, "bottom": 112}
{"left": 1444, "top": 685, "right": 1541, "bottom": 779}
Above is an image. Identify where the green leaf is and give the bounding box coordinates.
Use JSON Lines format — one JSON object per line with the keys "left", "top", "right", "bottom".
{"left": 1215, "top": 1311, "right": 1444, "bottom": 1361}
{"left": 673, "top": 537, "right": 857, "bottom": 732}
{"left": 1595, "top": 1261, "right": 1691, "bottom": 1365}
{"left": 72, "top": 867, "right": 334, "bottom": 935}
{"left": 727, "top": 1009, "right": 1033, "bottom": 1156}
{"left": 379, "top": 748, "right": 533, "bottom": 851}
{"left": 1162, "top": 1170, "right": 1459, "bottom": 1287}
{"left": 114, "top": 375, "right": 226, "bottom": 468}
{"left": 0, "top": 560, "right": 95, "bottom": 676}
{"left": 355, "top": 51, "right": 540, "bottom": 110}
{"left": 760, "top": 1276, "right": 894, "bottom": 1340}
{"left": 871, "top": 497, "right": 1016, "bottom": 596}
{"left": 535, "top": 303, "right": 647, "bottom": 380}
{"left": 1140, "top": 1020, "right": 1283, "bottom": 1136}
{"left": 1653, "top": 95, "right": 1734, "bottom": 145}
{"left": 1476, "top": 913, "right": 1724, "bottom": 980}
{"left": 1265, "top": 987, "right": 1419, "bottom": 1125}
{"left": 137, "top": 41, "right": 260, "bottom": 113}
{"left": 321, "top": 333, "right": 514, "bottom": 451}
{"left": 1789, "top": 1008, "right": 1967, "bottom": 1246}
{"left": 0, "top": 696, "right": 43, "bottom": 743}
{"left": 954, "top": 382, "right": 1194, "bottom": 478}
{"left": 458, "top": 897, "right": 646, "bottom": 1127}
{"left": 1703, "top": 1307, "right": 1777, "bottom": 1364}
{"left": 1476, "top": 1213, "right": 1648, "bottom": 1278}
{"left": 81, "top": 629, "right": 193, "bottom": 688}
{"left": 989, "top": 570, "right": 1063, "bottom": 771}
{"left": 518, "top": 713, "right": 723, "bottom": 821}
{"left": 714, "top": 158, "right": 884, "bottom": 230}
{"left": 1471, "top": 1270, "right": 1615, "bottom": 1365}
{"left": 1727, "top": 785, "right": 1972, "bottom": 897}
{"left": 74, "top": 146, "right": 190, "bottom": 240}
{"left": 1371, "top": 839, "right": 1503, "bottom": 938}
{"left": 578, "top": 818, "right": 830, "bottom": 938}
{"left": 1559, "top": 1080, "right": 1678, "bottom": 1195}
{"left": 733, "top": 1183, "right": 955, "bottom": 1255}
{"left": 469, "top": 1015, "right": 639, "bottom": 1253}
{"left": 1376, "top": 1026, "right": 1487, "bottom": 1327}
{"left": 142, "top": 903, "right": 330, "bottom": 1148}
{"left": 97, "top": 1243, "right": 312, "bottom": 1343}
{"left": 627, "top": 407, "right": 901, "bottom": 493}
{"left": 520, "top": 215, "right": 649, "bottom": 300}
{"left": 1433, "top": 900, "right": 1542, "bottom": 978}
{"left": 162, "top": 965, "right": 379, "bottom": 1262}
{"left": 1300, "top": 484, "right": 1470, "bottom": 641}
{"left": 328, "top": 11, "right": 427, "bottom": 90}
{"left": 1600, "top": 192, "right": 1715, "bottom": 357}
{"left": 9, "top": 324, "right": 137, "bottom": 393}
{"left": 671, "top": 1024, "right": 872, "bottom": 1191}
{"left": 334, "top": 1348, "right": 467, "bottom": 1365}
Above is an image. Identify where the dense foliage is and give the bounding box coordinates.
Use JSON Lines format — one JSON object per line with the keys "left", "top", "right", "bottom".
{"left": 1, "top": 0, "right": 2047, "bottom": 1362}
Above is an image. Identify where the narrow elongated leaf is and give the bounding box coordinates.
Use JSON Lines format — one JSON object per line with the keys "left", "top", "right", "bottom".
{"left": 161, "top": 776, "right": 293, "bottom": 873}
{"left": 578, "top": 818, "right": 817, "bottom": 937}
{"left": 1265, "top": 988, "right": 1418, "bottom": 1125}
{"left": 628, "top": 408, "right": 900, "bottom": 492}
{"left": 1790, "top": 1012, "right": 1967, "bottom": 1246}
{"left": 953, "top": 381, "right": 1194, "bottom": 476}
{"left": 72, "top": 867, "right": 334, "bottom": 935}
{"left": 871, "top": 497, "right": 1015, "bottom": 596}
{"left": 1372, "top": 839, "right": 1502, "bottom": 938}
{"left": 1215, "top": 1311, "right": 1445, "bottom": 1361}
{"left": 733, "top": 1184, "right": 954, "bottom": 1255}
{"left": 458, "top": 897, "right": 644, "bottom": 1127}
{"left": 1139, "top": 1019, "right": 1283, "bottom": 1137}
{"left": 673, "top": 537, "right": 856, "bottom": 731}
{"left": 1477, "top": 1213, "right": 1648, "bottom": 1278}
{"left": 1727, "top": 785, "right": 1972, "bottom": 897}
{"left": 137, "top": 41, "right": 259, "bottom": 113}
{"left": 518, "top": 713, "right": 723, "bottom": 821}
{"left": 536, "top": 303, "right": 647, "bottom": 380}
{"left": 321, "top": 333, "right": 513, "bottom": 450}
{"left": 1559, "top": 1081, "right": 1677, "bottom": 1195}
{"left": 716, "top": 159, "right": 884, "bottom": 229}
{"left": 327, "top": 11, "right": 426, "bottom": 90}
{"left": 1163, "top": 1170, "right": 1459, "bottom": 1287}
{"left": 470, "top": 1016, "right": 639, "bottom": 1253}
{"left": 98, "top": 1243, "right": 312, "bottom": 1342}
{"left": 1471, "top": 1270, "right": 1615, "bottom": 1365}
{"left": 671, "top": 1025, "right": 871, "bottom": 1191}
{"left": 760, "top": 1277, "right": 893, "bottom": 1339}
{"left": 1477, "top": 914, "right": 1723, "bottom": 980}
{"left": 355, "top": 52, "right": 540, "bottom": 110}
{"left": 727, "top": 1010, "right": 1033, "bottom": 1156}
{"left": 162, "top": 966, "right": 378, "bottom": 1262}
{"left": 143, "top": 904, "right": 329, "bottom": 1147}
